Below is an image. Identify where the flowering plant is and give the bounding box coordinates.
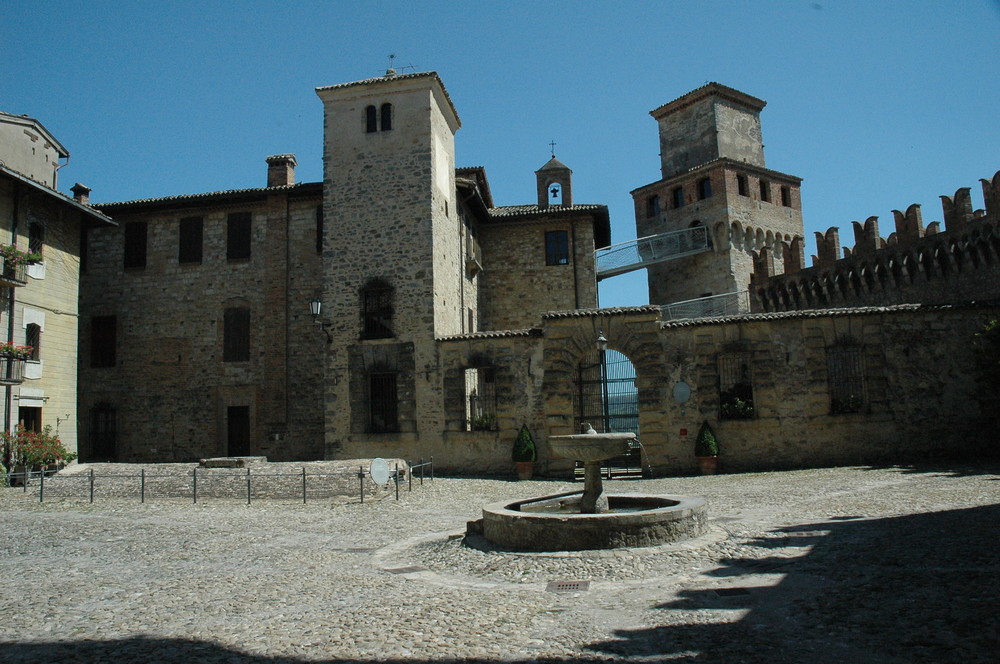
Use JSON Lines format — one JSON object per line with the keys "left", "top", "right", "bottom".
{"left": 2, "top": 425, "right": 76, "bottom": 467}
{"left": 0, "top": 245, "right": 42, "bottom": 267}
{"left": 0, "top": 341, "right": 32, "bottom": 358}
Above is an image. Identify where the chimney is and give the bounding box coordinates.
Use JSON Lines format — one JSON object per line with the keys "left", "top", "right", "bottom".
{"left": 70, "top": 182, "right": 91, "bottom": 204}
{"left": 266, "top": 154, "right": 297, "bottom": 187}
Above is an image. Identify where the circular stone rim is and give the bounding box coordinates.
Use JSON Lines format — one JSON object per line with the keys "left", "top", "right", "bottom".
{"left": 481, "top": 492, "right": 708, "bottom": 552}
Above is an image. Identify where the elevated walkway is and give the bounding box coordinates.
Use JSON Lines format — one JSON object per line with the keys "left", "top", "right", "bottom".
{"left": 596, "top": 226, "right": 710, "bottom": 280}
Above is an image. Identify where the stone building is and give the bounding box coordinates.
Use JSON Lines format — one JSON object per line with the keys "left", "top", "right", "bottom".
{"left": 75, "top": 72, "right": 998, "bottom": 473}
{"left": 0, "top": 111, "right": 114, "bottom": 455}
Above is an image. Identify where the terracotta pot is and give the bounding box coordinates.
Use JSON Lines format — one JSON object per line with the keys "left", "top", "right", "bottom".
{"left": 697, "top": 456, "right": 718, "bottom": 475}
{"left": 514, "top": 461, "right": 534, "bottom": 480}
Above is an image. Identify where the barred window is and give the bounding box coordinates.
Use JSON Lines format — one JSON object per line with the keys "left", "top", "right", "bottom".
{"left": 719, "top": 352, "right": 754, "bottom": 419}
{"left": 759, "top": 179, "right": 771, "bottom": 202}
{"left": 25, "top": 323, "right": 40, "bottom": 361}
{"left": 781, "top": 185, "right": 792, "bottom": 207}
{"left": 545, "top": 230, "right": 569, "bottom": 266}
{"left": 361, "top": 282, "right": 393, "bottom": 339}
{"left": 828, "top": 346, "right": 866, "bottom": 414}
{"left": 369, "top": 372, "right": 399, "bottom": 433}
{"left": 465, "top": 367, "right": 497, "bottom": 431}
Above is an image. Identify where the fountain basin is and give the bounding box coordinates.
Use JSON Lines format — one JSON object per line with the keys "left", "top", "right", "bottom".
{"left": 481, "top": 491, "right": 707, "bottom": 551}
{"left": 548, "top": 432, "right": 636, "bottom": 463}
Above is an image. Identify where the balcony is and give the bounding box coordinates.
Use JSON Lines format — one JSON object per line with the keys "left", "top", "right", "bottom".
{"left": 0, "top": 354, "right": 27, "bottom": 385}
{"left": 0, "top": 250, "right": 31, "bottom": 287}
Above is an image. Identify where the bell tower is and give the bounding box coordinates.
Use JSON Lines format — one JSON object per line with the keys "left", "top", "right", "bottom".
{"left": 535, "top": 156, "right": 572, "bottom": 208}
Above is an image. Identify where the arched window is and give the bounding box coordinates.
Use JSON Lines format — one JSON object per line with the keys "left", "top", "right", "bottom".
{"left": 361, "top": 280, "right": 393, "bottom": 339}
{"left": 365, "top": 105, "right": 378, "bottom": 133}
{"left": 380, "top": 103, "right": 393, "bottom": 131}
{"left": 697, "top": 177, "right": 712, "bottom": 200}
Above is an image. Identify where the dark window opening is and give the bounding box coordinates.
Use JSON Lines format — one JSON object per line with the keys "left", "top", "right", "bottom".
{"left": 315, "top": 205, "right": 324, "bottom": 255}
{"left": 828, "top": 346, "right": 866, "bottom": 414}
{"left": 227, "top": 406, "right": 251, "bottom": 456}
{"left": 380, "top": 103, "right": 393, "bottom": 131}
{"left": 223, "top": 307, "right": 250, "bottom": 362}
{"left": 123, "top": 221, "right": 147, "bottom": 269}
{"left": 545, "top": 230, "right": 570, "bottom": 266}
{"left": 759, "top": 180, "right": 771, "bottom": 203}
{"left": 80, "top": 227, "right": 89, "bottom": 273}
{"left": 90, "top": 315, "right": 117, "bottom": 368}
{"left": 697, "top": 177, "right": 712, "bottom": 200}
{"left": 362, "top": 283, "right": 393, "bottom": 339}
{"left": 369, "top": 372, "right": 399, "bottom": 433}
{"left": 719, "top": 352, "right": 754, "bottom": 419}
{"left": 227, "top": 212, "right": 252, "bottom": 260}
{"left": 28, "top": 221, "right": 44, "bottom": 256}
{"left": 671, "top": 186, "right": 685, "bottom": 209}
{"left": 25, "top": 323, "right": 40, "bottom": 361}
{"left": 736, "top": 174, "right": 749, "bottom": 196}
{"left": 178, "top": 216, "right": 203, "bottom": 264}
{"left": 465, "top": 367, "right": 498, "bottom": 431}
{"left": 18, "top": 406, "right": 41, "bottom": 432}
{"left": 365, "top": 105, "right": 378, "bottom": 133}
{"left": 781, "top": 186, "right": 792, "bottom": 207}
{"left": 646, "top": 195, "right": 660, "bottom": 218}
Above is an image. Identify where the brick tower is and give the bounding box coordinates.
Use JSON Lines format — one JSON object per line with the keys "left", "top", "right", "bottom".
{"left": 631, "top": 83, "right": 805, "bottom": 305}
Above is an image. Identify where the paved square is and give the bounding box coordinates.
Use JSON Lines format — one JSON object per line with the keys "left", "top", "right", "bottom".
{"left": 2, "top": 463, "right": 997, "bottom": 662}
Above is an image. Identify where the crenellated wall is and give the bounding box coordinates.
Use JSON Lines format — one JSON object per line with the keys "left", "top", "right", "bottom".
{"left": 752, "top": 170, "right": 1000, "bottom": 312}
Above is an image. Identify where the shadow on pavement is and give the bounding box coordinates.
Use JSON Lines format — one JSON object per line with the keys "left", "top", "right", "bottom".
{"left": 585, "top": 502, "right": 1000, "bottom": 663}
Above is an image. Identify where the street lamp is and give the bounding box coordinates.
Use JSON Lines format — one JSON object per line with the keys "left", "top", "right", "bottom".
{"left": 596, "top": 330, "right": 608, "bottom": 352}
{"left": 309, "top": 299, "right": 332, "bottom": 343}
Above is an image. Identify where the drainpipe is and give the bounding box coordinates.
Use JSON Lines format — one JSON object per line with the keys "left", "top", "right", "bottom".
{"left": 53, "top": 154, "right": 69, "bottom": 190}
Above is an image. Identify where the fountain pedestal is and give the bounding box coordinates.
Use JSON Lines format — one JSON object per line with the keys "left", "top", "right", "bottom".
{"left": 548, "top": 431, "right": 636, "bottom": 514}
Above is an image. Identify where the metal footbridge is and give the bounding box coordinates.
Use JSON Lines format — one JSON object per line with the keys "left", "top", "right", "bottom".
{"left": 595, "top": 226, "right": 710, "bottom": 280}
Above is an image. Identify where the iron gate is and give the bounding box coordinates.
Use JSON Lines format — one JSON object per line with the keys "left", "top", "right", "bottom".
{"left": 577, "top": 349, "right": 639, "bottom": 434}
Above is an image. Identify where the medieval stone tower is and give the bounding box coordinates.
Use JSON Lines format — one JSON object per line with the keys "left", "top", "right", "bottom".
{"left": 315, "top": 71, "right": 462, "bottom": 456}
{"left": 631, "top": 83, "right": 805, "bottom": 304}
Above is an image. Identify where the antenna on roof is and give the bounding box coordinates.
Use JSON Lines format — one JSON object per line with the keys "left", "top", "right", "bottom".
{"left": 383, "top": 55, "right": 417, "bottom": 77}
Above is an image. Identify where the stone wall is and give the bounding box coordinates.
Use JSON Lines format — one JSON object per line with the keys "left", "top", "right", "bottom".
{"left": 82, "top": 188, "right": 325, "bottom": 462}
{"left": 478, "top": 212, "right": 599, "bottom": 330}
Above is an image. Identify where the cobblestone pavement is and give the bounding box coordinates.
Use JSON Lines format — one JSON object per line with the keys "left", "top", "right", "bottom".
{"left": 1, "top": 462, "right": 998, "bottom": 663}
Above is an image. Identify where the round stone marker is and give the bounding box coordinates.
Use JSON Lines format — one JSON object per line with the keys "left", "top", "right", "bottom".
{"left": 370, "top": 457, "right": 391, "bottom": 486}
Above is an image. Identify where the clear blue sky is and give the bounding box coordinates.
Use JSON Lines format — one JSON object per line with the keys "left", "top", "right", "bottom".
{"left": 4, "top": 1, "right": 999, "bottom": 307}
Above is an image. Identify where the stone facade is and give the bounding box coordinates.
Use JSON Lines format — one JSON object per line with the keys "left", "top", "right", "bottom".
{"left": 0, "top": 118, "right": 114, "bottom": 458}
{"left": 70, "top": 72, "right": 997, "bottom": 475}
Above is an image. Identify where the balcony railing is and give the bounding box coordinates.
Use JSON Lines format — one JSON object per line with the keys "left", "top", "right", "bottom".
{"left": 0, "top": 354, "right": 27, "bottom": 385}
{"left": 662, "top": 291, "right": 751, "bottom": 321}
{"left": 0, "top": 255, "right": 28, "bottom": 287}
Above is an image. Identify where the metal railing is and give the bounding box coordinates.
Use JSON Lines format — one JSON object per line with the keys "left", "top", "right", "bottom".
{"left": 2, "top": 458, "right": 434, "bottom": 505}
{"left": 662, "top": 291, "right": 750, "bottom": 320}
{"left": 596, "top": 226, "right": 710, "bottom": 280}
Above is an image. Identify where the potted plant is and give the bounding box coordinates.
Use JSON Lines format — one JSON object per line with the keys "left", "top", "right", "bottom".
{"left": 694, "top": 420, "right": 719, "bottom": 475}
{"left": 512, "top": 424, "right": 536, "bottom": 480}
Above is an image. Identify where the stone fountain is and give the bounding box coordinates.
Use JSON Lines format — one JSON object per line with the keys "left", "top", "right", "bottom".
{"left": 479, "top": 425, "right": 708, "bottom": 551}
